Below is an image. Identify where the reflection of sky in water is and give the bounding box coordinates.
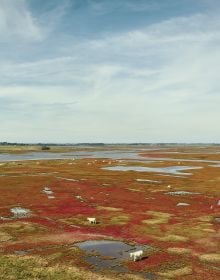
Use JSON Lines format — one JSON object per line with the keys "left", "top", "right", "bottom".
{"left": 0, "top": 150, "right": 152, "bottom": 162}
{"left": 10, "top": 207, "right": 31, "bottom": 218}
{"left": 102, "top": 165, "right": 203, "bottom": 175}
{"left": 209, "top": 164, "right": 220, "bottom": 167}
{"left": 75, "top": 240, "right": 134, "bottom": 259}
{"left": 74, "top": 240, "right": 155, "bottom": 279}
{"left": 0, "top": 149, "right": 220, "bottom": 166}
{"left": 75, "top": 240, "right": 136, "bottom": 273}
{"left": 136, "top": 179, "right": 161, "bottom": 183}
{"left": 166, "top": 191, "right": 200, "bottom": 195}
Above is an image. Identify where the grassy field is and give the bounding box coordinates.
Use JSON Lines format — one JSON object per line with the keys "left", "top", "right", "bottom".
{"left": 0, "top": 144, "right": 219, "bottom": 279}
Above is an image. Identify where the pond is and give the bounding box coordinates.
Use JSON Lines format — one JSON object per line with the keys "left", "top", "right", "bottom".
{"left": 102, "top": 165, "right": 202, "bottom": 176}
{"left": 10, "top": 207, "right": 31, "bottom": 218}
{"left": 136, "top": 179, "right": 162, "bottom": 183}
{"left": 166, "top": 191, "right": 200, "bottom": 196}
{"left": 209, "top": 164, "right": 220, "bottom": 167}
{"left": 214, "top": 217, "right": 220, "bottom": 223}
{"left": 74, "top": 240, "right": 155, "bottom": 278}
{"left": 0, "top": 150, "right": 155, "bottom": 162}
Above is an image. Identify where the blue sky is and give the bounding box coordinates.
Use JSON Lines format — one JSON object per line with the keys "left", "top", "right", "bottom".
{"left": 0, "top": 0, "right": 220, "bottom": 143}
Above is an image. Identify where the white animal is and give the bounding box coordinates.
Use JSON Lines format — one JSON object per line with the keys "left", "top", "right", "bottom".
{"left": 129, "top": 250, "right": 143, "bottom": 261}
{"left": 87, "top": 217, "right": 96, "bottom": 224}
{"left": 43, "top": 190, "right": 53, "bottom": 195}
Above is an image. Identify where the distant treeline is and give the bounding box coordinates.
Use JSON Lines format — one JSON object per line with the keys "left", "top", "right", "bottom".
{"left": 0, "top": 142, "right": 106, "bottom": 146}
{"left": 0, "top": 142, "right": 220, "bottom": 146}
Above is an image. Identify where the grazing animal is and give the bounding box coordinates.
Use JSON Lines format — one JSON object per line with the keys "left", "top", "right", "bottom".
{"left": 87, "top": 217, "right": 96, "bottom": 224}
{"left": 129, "top": 250, "right": 143, "bottom": 261}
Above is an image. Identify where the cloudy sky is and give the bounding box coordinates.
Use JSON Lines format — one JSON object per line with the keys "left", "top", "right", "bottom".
{"left": 0, "top": 0, "right": 220, "bottom": 143}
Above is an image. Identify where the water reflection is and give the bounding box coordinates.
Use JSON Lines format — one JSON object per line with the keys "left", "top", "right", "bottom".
{"left": 102, "top": 165, "right": 202, "bottom": 175}
{"left": 74, "top": 240, "right": 155, "bottom": 278}
{"left": 0, "top": 149, "right": 220, "bottom": 167}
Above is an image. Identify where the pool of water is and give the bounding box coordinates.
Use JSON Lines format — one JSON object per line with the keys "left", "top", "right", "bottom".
{"left": 209, "top": 164, "right": 220, "bottom": 167}
{"left": 176, "top": 202, "right": 190, "bottom": 206}
{"left": 102, "top": 165, "right": 202, "bottom": 175}
{"left": 74, "top": 240, "right": 155, "bottom": 278}
{"left": 166, "top": 191, "right": 200, "bottom": 196}
{"left": 136, "top": 179, "right": 162, "bottom": 183}
{"left": 10, "top": 207, "right": 31, "bottom": 218}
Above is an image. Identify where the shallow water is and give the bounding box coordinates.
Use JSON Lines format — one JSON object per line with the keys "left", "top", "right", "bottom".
{"left": 102, "top": 165, "right": 202, "bottom": 175}
{"left": 136, "top": 179, "right": 162, "bottom": 183}
{"left": 76, "top": 240, "right": 132, "bottom": 259}
{"left": 1, "top": 150, "right": 220, "bottom": 166}
{"left": 214, "top": 217, "right": 220, "bottom": 223}
{"left": 0, "top": 150, "right": 152, "bottom": 162}
{"left": 74, "top": 240, "right": 155, "bottom": 278}
{"left": 209, "top": 164, "right": 220, "bottom": 167}
{"left": 14, "top": 250, "right": 28, "bottom": 255}
{"left": 176, "top": 202, "right": 190, "bottom": 206}
{"left": 166, "top": 191, "right": 200, "bottom": 196}
{"left": 10, "top": 207, "right": 31, "bottom": 218}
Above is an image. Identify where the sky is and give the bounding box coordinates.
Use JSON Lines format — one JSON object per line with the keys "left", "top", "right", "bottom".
{"left": 0, "top": 0, "right": 220, "bottom": 143}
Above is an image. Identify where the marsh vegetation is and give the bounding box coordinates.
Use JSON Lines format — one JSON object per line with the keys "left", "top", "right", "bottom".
{"left": 0, "top": 144, "right": 219, "bottom": 279}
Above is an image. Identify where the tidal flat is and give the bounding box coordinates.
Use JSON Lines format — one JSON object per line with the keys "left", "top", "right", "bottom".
{"left": 0, "top": 144, "right": 219, "bottom": 279}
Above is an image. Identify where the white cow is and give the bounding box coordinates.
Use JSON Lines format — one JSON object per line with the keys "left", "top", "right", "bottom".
{"left": 129, "top": 250, "right": 143, "bottom": 261}
{"left": 87, "top": 217, "right": 96, "bottom": 224}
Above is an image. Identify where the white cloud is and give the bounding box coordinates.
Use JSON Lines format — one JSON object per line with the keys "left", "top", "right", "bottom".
{"left": 0, "top": 0, "right": 43, "bottom": 41}
{"left": 1, "top": 3, "right": 220, "bottom": 142}
{"left": 0, "top": 0, "right": 70, "bottom": 43}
